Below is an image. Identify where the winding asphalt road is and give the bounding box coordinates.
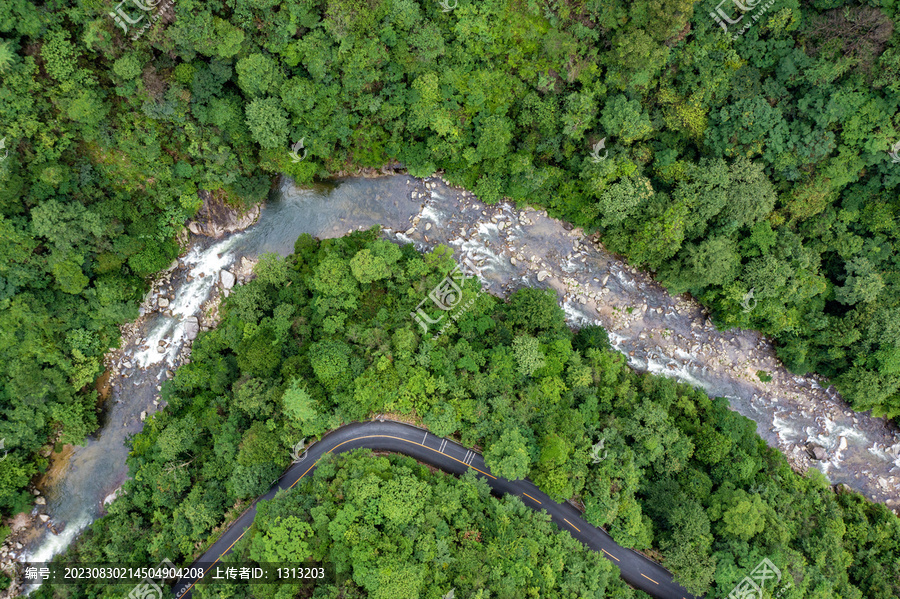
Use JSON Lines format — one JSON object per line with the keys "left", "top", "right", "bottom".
{"left": 171, "top": 420, "right": 699, "bottom": 599}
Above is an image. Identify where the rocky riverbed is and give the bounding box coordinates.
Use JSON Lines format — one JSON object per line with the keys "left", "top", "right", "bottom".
{"left": 15, "top": 172, "right": 898, "bottom": 597}
{"left": 384, "top": 175, "right": 900, "bottom": 511}
{"left": 11, "top": 208, "right": 263, "bottom": 597}
{"left": 16, "top": 175, "right": 421, "bottom": 595}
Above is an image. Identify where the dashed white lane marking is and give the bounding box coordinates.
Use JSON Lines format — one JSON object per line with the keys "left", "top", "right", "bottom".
{"left": 422, "top": 431, "right": 428, "bottom": 444}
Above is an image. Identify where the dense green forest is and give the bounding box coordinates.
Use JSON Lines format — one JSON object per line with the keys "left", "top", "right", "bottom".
{"left": 194, "top": 450, "right": 635, "bottom": 599}
{"left": 1, "top": 0, "right": 899, "bottom": 558}
{"left": 37, "top": 232, "right": 900, "bottom": 599}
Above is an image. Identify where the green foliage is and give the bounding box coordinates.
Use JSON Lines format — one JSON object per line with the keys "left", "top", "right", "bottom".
{"left": 245, "top": 98, "right": 289, "bottom": 150}
{"left": 600, "top": 95, "right": 653, "bottom": 144}
{"left": 249, "top": 515, "right": 312, "bottom": 562}
{"left": 43, "top": 236, "right": 900, "bottom": 599}
{"left": 241, "top": 451, "right": 626, "bottom": 598}
{"left": 349, "top": 249, "right": 390, "bottom": 284}
{"left": 7, "top": 0, "right": 900, "bottom": 594}
{"left": 236, "top": 53, "right": 283, "bottom": 98}
{"left": 483, "top": 428, "right": 531, "bottom": 480}
{"left": 309, "top": 340, "right": 352, "bottom": 390}
{"left": 512, "top": 334, "right": 546, "bottom": 377}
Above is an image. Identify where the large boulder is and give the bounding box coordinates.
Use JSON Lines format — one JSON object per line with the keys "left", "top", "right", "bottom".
{"left": 220, "top": 270, "right": 236, "bottom": 289}
{"left": 185, "top": 190, "right": 262, "bottom": 238}
{"left": 184, "top": 317, "right": 200, "bottom": 341}
{"left": 806, "top": 442, "right": 827, "bottom": 461}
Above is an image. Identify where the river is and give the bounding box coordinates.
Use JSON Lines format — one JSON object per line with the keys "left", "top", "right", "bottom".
{"left": 22, "top": 174, "right": 900, "bottom": 578}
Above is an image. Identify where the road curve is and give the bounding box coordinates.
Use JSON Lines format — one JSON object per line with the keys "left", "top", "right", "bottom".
{"left": 172, "top": 420, "right": 699, "bottom": 599}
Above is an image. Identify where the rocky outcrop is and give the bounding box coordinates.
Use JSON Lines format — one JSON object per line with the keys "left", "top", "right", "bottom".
{"left": 186, "top": 190, "right": 262, "bottom": 238}
{"left": 220, "top": 270, "right": 236, "bottom": 290}
{"left": 806, "top": 442, "right": 827, "bottom": 461}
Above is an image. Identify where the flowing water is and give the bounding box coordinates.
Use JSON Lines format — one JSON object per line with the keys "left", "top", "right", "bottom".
{"left": 23, "top": 177, "right": 419, "bottom": 572}
{"left": 24, "top": 174, "right": 900, "bottom": 577}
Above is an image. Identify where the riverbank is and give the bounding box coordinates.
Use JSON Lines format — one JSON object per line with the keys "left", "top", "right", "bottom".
{"left": 14, "top": 175, "right": 422, "bottom": 596}
{"left": 9, "top": 203, "right": 264, "bottom": 598}
{"left": 14, "top": 171, "right": 897, "bottom": 597}
{"left": 384, "top": 175, "right": 900, "bottom": 511}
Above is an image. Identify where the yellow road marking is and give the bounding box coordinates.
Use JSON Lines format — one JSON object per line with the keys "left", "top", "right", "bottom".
{"left": 563, "top": 518, "right": 581, "bottom": 532}
{"left": 177, "top": 529, "right": 248, "bottom": 597}
{"left": 289, "top": 435, "right": 496, "bottom": 488}
{"left": 178, "top": 431, "right": 683, "bottom": 599}
{"left": 180, "top": 433, "right": 523, "bottom": 597}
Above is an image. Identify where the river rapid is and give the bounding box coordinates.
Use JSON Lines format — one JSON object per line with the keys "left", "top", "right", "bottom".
{"left": 22, "top": 174, "right": 900, "bottom": 576}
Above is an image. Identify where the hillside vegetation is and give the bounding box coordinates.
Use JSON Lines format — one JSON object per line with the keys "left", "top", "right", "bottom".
{"left": 37, "top": 231, "right": 900, "bottom": 599}
{"left": 197, "top": 450, "right": 632, "bottom": 599}
{"left": 1, "top": 0, "right": 898, "bottom": 549}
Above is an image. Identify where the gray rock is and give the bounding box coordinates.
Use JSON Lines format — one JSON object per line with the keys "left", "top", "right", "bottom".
{"left": 220, "top": 270, "right": 236, "bottom": 290}
{"left": 158, "top": 297, "right": 170, "bottom": 309}
{"left": 806, "top": 443, "right": 827, "bottom": 461}
{"left": 184, "top": 319, "right": 200, "bottom": 341}
{"left": 35, "top": 497, "right": 46, "bottom": 506}
{"left": 39, "top": 514, "right": 49, "bottom": 522}
{"left": 157, "top": 346, "right": 166, "bottom": 354}
{"left": 140, "top": 411, "right": 147, "bottom": 421}
{"left": 537, "top": 270, "right": 550, "bottom": 282}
